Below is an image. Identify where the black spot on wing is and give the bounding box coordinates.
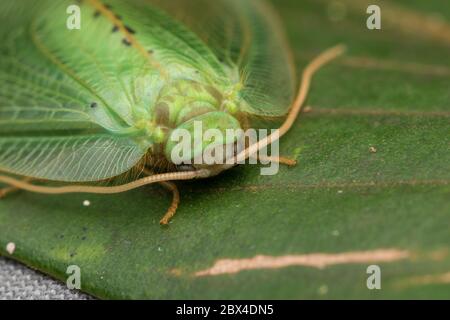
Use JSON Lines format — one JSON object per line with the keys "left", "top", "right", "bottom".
{"left": 122, "top": 38, "right": 131, "bottom": 46}
{"left": 124, "top": 25, "right": 136, "bottom": 34}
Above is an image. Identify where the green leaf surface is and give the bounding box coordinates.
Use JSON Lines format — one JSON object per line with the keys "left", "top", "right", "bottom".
{"left": 1, "top": 0, "right": 449, "bottom": 299}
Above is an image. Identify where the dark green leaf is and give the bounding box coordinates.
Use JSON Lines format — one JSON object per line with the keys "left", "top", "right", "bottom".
{"left": 1, "top": 0, "right": 449, "bottom": 299}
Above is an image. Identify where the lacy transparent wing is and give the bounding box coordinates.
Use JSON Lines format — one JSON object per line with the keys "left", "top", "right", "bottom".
{"left": 0, "top": 134, "right": 145, "bottom": 182}
{"left": 0, "top": 1, "right": 149, "bottom": 182}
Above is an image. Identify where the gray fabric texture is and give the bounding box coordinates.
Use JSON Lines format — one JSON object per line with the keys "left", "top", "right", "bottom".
{"left": 0, "top": 257, "right": 93, "bottom": 300}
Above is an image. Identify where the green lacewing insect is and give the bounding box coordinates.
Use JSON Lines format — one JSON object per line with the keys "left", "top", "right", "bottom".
{"left": 0, "top": 0, "right": 344, "bottom": 224}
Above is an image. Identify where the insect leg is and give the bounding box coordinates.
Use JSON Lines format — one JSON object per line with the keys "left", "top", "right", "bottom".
{"left": 158, "top": 181, "right": 180, "bottom": 225}
{"left": 0, "top": 176, "right": 33, "bottom": 198}
{"left": 0, "top": 185, "right": 16, "bottom": 198}
{"left": 142, "top": 168, "right": 181, "bottom": 225}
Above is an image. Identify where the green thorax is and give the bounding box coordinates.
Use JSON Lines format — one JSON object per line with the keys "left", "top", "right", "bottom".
{"left": 151, "top": 78, "right": 241, "bottom": 129}
{"left": 133, "top": 78, "right": 244, "bottom": 161}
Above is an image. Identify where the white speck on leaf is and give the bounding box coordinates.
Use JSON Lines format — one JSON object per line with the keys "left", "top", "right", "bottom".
{"left": 332, "top": 230, "right": 340, "bottom": 237}
{"left": 303, "top": 106, "right": 313, "bottom": 113}
{"left": 318, "top": 285, "right": 329, "bottom": 295}
{"left": 83, "top": 200, "right": 91, "bottom": 207}
{"left": 6, "top": 242, "right": 15, "bottom": 255}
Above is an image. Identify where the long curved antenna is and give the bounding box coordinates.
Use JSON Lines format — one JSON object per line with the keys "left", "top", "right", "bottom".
{"left": 0, "top": 170, "right": 209, "bottom": 195}
{"left": 232, "top": 44, "right": 347, "bottom": 164}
